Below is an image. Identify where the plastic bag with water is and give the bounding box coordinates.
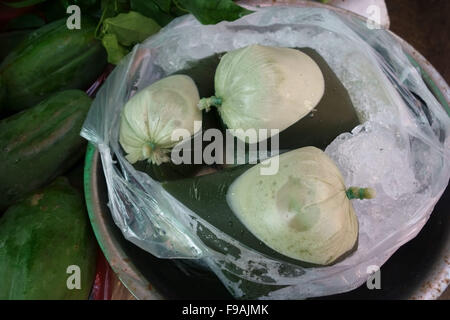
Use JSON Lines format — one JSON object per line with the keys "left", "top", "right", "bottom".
{"left": 81, "top": 6, "right": 450, "bottom": 299}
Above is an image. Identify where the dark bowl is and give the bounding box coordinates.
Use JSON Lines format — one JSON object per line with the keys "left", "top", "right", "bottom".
{"left": 83, "top": 1, "right": 450, "bottom": 299}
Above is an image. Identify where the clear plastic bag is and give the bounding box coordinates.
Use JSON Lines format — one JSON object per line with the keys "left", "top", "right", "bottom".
{"left": 81, "top": 6, "right": 450, "bottom": 299}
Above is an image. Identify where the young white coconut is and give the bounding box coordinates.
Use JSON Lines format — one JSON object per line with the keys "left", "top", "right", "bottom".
{"left": 119, "top": 75, "right": 201, "bottom": 165}
{"left": 198, "top": 44, "right": 325, "bottom": 142}
{"left": 227, "top": 146, "right": 375, "bottom": 265}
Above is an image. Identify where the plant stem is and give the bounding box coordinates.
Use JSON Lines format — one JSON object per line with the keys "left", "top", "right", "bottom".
{"left": 198, "top": 96, "right": 222, "bottom": 112}
{"left": 346, "top": 187, "right": 376, "bottom": 200}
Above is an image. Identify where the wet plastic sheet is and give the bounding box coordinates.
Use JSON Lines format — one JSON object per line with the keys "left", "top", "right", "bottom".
{"left": 81, "top": 6, "right": 450, "bottom": 299}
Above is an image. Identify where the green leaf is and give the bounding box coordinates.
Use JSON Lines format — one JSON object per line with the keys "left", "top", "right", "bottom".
{"left": 175, "top": 0, "right": 253, "bottom": 25}
{"left": 102, "top": 11, "right": 161, "bottom": 46}
{"left": 99, "top": 0, "right": 129, "bottom": 20}
{"left": 130, "top": 0, "right": 174, "bottom": 26}
{"left": 59, "top": 0, "right": 99, "bottom": 9}
{"left": 153, "top": 0, "right": 171, "bottom": 13}
{"left": 101, "top": 33, "right": 129, "bottom": 65}
{"left": 95, "top": 0, "right": 130, "bottom": 38}
{"left": 1, "top": 0, "right": 47, "bottom": 8}
{"left": 171, "top": 0, "right": 189, "bottom": 16}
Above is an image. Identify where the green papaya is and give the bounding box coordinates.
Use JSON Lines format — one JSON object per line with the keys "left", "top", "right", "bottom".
{"left": 0, "top": 17, "right": 106, "bottom": 113}
{"left": 0, "top": 177, "right": 97, "bottom": 299}
{"left": 0, "top": 90, "right": 92, "bottom": 210}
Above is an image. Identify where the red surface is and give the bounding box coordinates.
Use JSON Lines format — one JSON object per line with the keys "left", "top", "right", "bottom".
{"left": 90, "top": 249, "right": 113, "bottom": 300}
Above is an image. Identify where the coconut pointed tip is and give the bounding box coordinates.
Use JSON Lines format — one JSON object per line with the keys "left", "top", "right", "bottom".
{"left": 142, "top": 144, "right": 153, "bottom": 159}
{"left": 364, "top": 187, "right": 376, "bottom": 199}
{"left": 141, "top": 142, "right": 170, "bottom": 166}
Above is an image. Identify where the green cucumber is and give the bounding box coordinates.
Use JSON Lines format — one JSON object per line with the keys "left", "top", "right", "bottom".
{"left": 0, "top": 17, "right": 106, "bottom": 113}
{"left": 0, "top": 177, "right": 97, "bottom": 299}
{"left": 0, "top": 90, "right": 92, "bottom": 210}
